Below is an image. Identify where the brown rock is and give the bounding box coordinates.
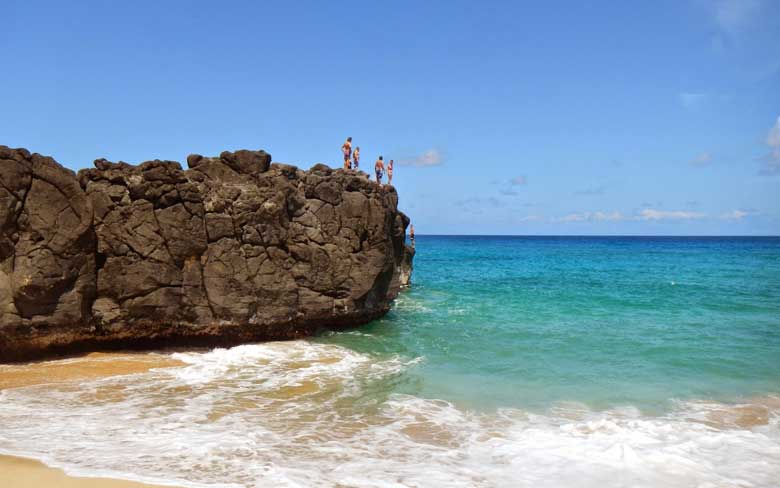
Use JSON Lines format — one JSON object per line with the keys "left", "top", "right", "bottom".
{"left": 0, "top": 145, "right": 413, "bottom": 362}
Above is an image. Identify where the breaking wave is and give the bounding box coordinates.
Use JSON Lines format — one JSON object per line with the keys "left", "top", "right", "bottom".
{"left": 0, "top": 342, "right": 778, "bottom": 487}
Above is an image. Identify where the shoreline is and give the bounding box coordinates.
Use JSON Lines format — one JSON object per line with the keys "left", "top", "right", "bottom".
{"left": 0, "top": 351, "right": 186, "bottom": 390}
{"left": 0, "top": 353, "right": 189, "bottom": 487}
{"left": 0, "top": 455, "right": 181, "bottom": 488}
{"left": 1, "top": 345, "right": 778, "bottom": 487}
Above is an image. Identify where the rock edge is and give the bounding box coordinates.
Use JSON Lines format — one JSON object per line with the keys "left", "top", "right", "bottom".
{"left": 0, "top": 145, "right": 414, "bottom": 362}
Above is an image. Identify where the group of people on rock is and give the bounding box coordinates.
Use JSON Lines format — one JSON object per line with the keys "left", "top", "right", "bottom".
{"left": 341, "top": 136, "right": 414, "bottom": 248}
{"left": 341, "top": 137, "right": 394, "bottom": 185}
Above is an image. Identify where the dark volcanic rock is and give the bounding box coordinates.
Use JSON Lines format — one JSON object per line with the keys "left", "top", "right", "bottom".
{"left": 0, "top": 146, "right": 413, "bottom": 362}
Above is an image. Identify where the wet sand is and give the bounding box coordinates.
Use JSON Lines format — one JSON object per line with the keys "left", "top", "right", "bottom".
{"left": 3, "top": 347, "right": 777, "bottom": 487}
{"left": 0, "top": 454, "right": 179, "bottom": 488}
{"left": 1, "top": 352, "right": 186, "bottom": 487}
{"left": 0, "top": 352, "right": 185, "bottom": 390}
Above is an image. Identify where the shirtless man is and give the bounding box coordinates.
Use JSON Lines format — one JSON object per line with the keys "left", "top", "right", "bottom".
{"left": 375, "top": 156, "right": 385, "bottom": 184}
{"left": 352, "top": 146, "right": 360, "bottom": 170}
{"left": 409, "top": 224, "right": 415, "bottom": 248}
{"left": 387, "top": 159, "right": 394, "bottom": 184}
{"left": 341, "top": 137, "right": 352, "bottom": 169}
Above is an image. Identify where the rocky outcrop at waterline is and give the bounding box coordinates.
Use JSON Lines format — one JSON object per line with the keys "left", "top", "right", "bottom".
{"left": 0, "top": 145, "right": 414, "bottom": 362}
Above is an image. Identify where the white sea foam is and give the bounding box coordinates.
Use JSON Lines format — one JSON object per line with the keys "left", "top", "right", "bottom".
{"left": 392, "top": 295, "right": 433, "bottom": 314}
{"left": 1, "top": 342, "right": 778, "bottom": 488}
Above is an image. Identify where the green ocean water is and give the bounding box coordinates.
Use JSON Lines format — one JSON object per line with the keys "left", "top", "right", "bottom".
{"left": 319, "top": 236, "right": 780, "bottom": 413}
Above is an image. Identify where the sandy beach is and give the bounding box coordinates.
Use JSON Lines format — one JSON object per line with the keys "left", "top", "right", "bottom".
{"left": 1, "top": 334, "right": 779, "bottom": 487}
{"left": 0, "top": 352, "right": 186, "bottom": 487}
{"left": 0, "top": 352, "right": 185, "bottom": 390}
{"left": 0, "top": 455, "right": 178, "bottom": 488}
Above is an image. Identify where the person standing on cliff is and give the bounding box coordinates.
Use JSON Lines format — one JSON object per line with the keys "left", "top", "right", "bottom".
{"left": 375, "top": 156, "right": 385, "bottom": 183}
{"left": 387, "top": 159, "right": 394, "bottom": 185}
{"left": 341, "top": 137, "right": 352, "bottom": 169}
{"left": 353, "top": 146, "right": 360, "bottom": 170}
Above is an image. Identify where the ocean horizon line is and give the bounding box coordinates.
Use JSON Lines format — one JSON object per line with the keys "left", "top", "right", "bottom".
{"left": 414, "top": 234, "right": 780, "bottom": 238}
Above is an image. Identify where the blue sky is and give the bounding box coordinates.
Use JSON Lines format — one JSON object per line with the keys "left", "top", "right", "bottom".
{"left": 2, "top": 0, "right": 779, "bottom": 235}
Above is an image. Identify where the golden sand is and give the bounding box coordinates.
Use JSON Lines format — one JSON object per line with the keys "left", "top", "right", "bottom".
{"left": 0, "top": 352, "right": 185, "bottom": 390}
{"left": 0, "top": 353, "right": 187, "bottom": 487}
{"left": 0, "top": 455, "right": 178, "bottom": 488}
{"left": 681, "top": 395, "right": 780, "bottom": 430}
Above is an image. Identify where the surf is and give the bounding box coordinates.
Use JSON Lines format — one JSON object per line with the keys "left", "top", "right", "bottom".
{"left": 1, "top": 342, "right": 778, "bottom": 488}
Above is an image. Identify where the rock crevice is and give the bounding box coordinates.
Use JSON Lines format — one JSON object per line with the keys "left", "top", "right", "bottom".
{"left": 0, "top": 145, "right": 414, "bottom": 362}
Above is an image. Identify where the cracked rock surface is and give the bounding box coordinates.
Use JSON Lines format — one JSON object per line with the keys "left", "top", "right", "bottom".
{"left": 0, "top": 145, "right": 414, "bottom": 362}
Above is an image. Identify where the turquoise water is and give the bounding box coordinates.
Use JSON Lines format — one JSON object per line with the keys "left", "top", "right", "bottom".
{"left": 320, "top": 236, "right": 780, "bottom": 413}
{"left": 2, "top": 236, "right": 779, "bottom": 486}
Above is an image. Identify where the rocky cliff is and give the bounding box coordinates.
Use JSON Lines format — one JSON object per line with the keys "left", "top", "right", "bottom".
{"left": 0, "top": 145, "right": 414, "bottom": 362}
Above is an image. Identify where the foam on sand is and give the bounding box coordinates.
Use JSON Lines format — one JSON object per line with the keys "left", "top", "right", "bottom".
{"left": 0, "top": 342, "right": 778, "bottom": 487}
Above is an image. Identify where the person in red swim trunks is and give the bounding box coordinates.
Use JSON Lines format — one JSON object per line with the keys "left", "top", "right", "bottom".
{"left": 341, "top": 137, "right": 352, "bottom": 169}
{"left": 375, "top": 156, "right": 385, "bottom": 183}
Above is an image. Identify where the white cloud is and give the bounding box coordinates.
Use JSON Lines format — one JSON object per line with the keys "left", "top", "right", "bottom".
{"left": 762, "top": 116, "right": 780, "bottom": 175}
{"left": 455, "top": 196, "right": 503, "bottom": 209}
{"left": 711, "top": 0, "right": 764, "bottom": 34}
{"left": 769, "top": 117, "right": 780, "bottom": 148}
{"left": 639, "top": 209, "right": 706, "bottom": 221}
{"left": 528, "top": 208, "right": 757, "bottom": 224}
{"left": 720, "top": 209, "right": 757, "bottom": 220}
{"left": 593, "top": 211, "right": 624, "bottom": 222}
{"left": 575, "top": 184, "right": 607, "bottom": 196}
{"left": 553, "top": 209, "right": 706, "bottom": 223}
{"left": 557, "top": 213, "right": 589, "bottom": 223}
{"left": 516, "top": 215, "right": 542, "bottom": 223}
{"left": 555, "top": 211, "right": 624, "bottom": 223}
{"left": 690, "top": 152, "right": 713, "bottom": 166}
{"left": 679, "top": 92, "right": 708, "bottom": 109}
{"left": 510, "top": 175, "right": 527, "bottom": 186}
{"left": 398, "top": 149, "right": 443, "bottom": 167}
{"left": 499, "top": 176, "right": 528, "bottom": 196}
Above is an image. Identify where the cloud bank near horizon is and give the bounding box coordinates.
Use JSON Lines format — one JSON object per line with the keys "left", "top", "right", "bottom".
{"left": 530, "top": 208, "right": 755, "bottom": 225}
{"left": 762, "top": 117, "right": 780, "bottom": 175}
{"left": 397, "top": 149, "right": 444, "bottom": 167}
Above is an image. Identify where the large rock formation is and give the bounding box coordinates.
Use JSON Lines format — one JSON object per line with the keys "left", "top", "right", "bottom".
{"left": 0, "top": 145, "right": 414, "bottom": 362}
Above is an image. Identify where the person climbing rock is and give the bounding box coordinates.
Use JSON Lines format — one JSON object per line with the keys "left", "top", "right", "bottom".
{"left": 409, "top": 223, "right": 415, "bottom": 248}
{"left": 375, "top": 156, "right": 385, "bottom": 183}
{"left": 341, "top": 137, "right": 352, "bottom": 169}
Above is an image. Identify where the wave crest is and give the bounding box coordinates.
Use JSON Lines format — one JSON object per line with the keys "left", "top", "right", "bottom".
{"left": 0, "top": 343, "right": 778, "bottom": 487}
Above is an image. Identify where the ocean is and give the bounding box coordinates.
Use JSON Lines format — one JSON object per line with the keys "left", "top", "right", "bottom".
{"left": 1, "top": 236, "right": 779, "bottom": 487}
